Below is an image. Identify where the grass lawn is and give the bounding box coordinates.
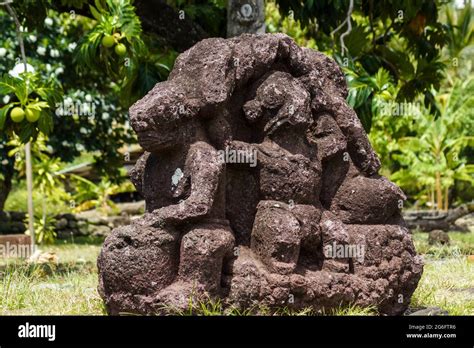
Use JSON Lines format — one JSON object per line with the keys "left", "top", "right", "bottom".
{"left": 1, "top": 232, "right": 473, "bottom": 315}
{"left": 411, "top": 231, "right": 474, "bottom": 315}
{"left": 0, "top": 237, "right": 106, "bottom": 315}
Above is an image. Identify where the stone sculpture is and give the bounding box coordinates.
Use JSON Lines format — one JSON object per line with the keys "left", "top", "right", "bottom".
{"left": 98, "top": 33, "right": 423, "bottom": 315}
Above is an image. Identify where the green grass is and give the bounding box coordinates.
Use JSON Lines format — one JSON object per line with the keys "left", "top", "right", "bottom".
{"left": 0, "top": 236, "right": 104, "bottom": 266}
{"left": 411, "top": 257, "right": 474, "bottom": 315}
{"left": 159, "top": 298, "right": 377, "bottom": 316}
{"left": 413, "top": 231, "right": 474, "bottom": 257}
{"left": 0, "top": 232, "right": 473, "bottom": 315}
{"left": 1, "top": 263, "right": 106, "bottom": 315}
{"left": 410, "top": 231, "right": 474, "bottom": 315}
{"left": 0, "top": 237, "right": 105, "bottom": 315}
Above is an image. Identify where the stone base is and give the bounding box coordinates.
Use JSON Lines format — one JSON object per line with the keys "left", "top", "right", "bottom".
{"left": 98, "top": 222, "right": 422, "bottom": 315}
{"left": 226, "top": 224, "right": 422, "bottom": 315}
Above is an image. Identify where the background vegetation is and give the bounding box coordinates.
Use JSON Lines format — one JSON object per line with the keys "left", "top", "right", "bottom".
{"left": 1, "top": 0, "right": 472, "bottom": 218}
{"left": 0, "top": 0, "right": 473, "bottom": 315}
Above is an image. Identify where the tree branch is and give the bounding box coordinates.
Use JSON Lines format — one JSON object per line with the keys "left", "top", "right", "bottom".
{"left": 4, "top": 2, "right": 27, "bottom": 70}
{"left": 339, "top": 0, "right": 354, "bottom": 56}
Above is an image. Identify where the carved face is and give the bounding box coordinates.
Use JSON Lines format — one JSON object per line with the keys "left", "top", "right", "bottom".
{"left": 243, "top": 71, "right": 312, "bottom": 136}
{"left": 130, "top": 80, "right": 202, "bottom": 152}
{"left": 136, "top": 122, "right": 179, "bottom": 152}
{"left": 136, "top": 119, "right": 198, "bottom": 153}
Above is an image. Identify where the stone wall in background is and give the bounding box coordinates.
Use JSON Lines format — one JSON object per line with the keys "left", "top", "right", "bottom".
{"left": 0, "top": 201, "right": 145, "bottom": 238}
{"left": 0, "top": 211, "right": 26, "bottom": 235}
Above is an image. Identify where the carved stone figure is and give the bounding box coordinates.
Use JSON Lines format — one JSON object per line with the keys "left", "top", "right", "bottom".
{"left": 98, "top": 33, "right": 423, "bottom": 315}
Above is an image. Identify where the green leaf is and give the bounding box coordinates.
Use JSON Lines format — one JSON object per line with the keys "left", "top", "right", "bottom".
{"left": 0, "top": 75, "right": 27, "bottom": 104}
{"left": 345, "top": 25, "right": 370, "bottom": 57}
{"left": 374, "top": 68, "right": 392, "bottom": 90}
{"left": 0, "top": 103, "right": 14, "bottom": 130}
{"left": 37, "top": 111, "right": 54, "bottom": 135}
{"left": 89, "top": 5, "right": 102, "bottom": 21}
{"left": 27, "top": 100, "right": 49, "bottom": 110}
{"left": 35, "top": 84, "right": 63, "bottom": 107}
{"left": 18, "top": 122, "right": 36, "bottom": 143}
{"left": 94, "top": 0, "right": 106, "bottom": 12}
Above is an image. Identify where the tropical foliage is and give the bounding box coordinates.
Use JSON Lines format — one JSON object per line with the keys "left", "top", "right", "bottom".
{"left": 72, "top": 176, "right": 134, "bottom": 215}
{"left": 0, "top": 0, "right": 473, "bottom": 226}
{"left": 392, "top": 78, "right": 474, "bottom": 209}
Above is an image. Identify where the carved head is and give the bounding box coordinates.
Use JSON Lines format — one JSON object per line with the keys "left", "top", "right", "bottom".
{"left": 128, "top": 34, "right": 367, "bottom": 162}
{"left": 129, "top": 81, "right": 202, "bottom": 152}
{"left": 243, "top": 71, "right": 312, "bottom": 136}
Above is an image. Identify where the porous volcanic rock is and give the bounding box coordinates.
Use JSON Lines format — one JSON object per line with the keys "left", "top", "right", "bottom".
{"left": 97, "top": 33, "right": 423, "bottom": 316}
{"left": 428, "top": 230, "right": 450, "bottom": 246}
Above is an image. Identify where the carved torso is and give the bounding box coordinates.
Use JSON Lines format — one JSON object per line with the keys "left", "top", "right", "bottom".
{"left": 256, "top": 140, "right": 321, "bottom": 204}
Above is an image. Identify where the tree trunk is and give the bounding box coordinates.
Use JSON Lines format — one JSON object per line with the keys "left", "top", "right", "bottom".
{"left": 435, "top": 171, "right": 442, "bottom": 211}
{"left": 430, "top": 186, "right": 435, "bottom": 209}
{"left": 444, "top": 186, "right": 449, "bottom": 211}
{"left": 227, "top": 0, "right": 266, "bottom": 37}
